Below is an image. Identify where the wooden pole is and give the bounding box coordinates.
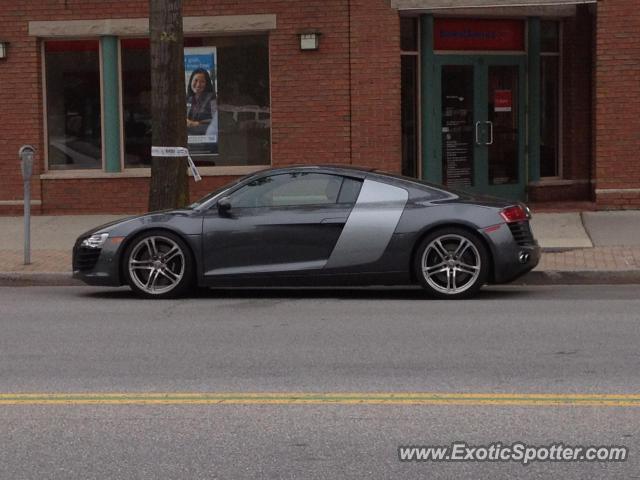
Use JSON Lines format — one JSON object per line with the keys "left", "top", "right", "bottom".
{"left": 148, "top": 0, "right": 190, "bottom": 211}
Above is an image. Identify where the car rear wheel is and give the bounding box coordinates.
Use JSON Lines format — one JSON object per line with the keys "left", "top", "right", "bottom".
{"left": 415, "top": 228, "right": 488, "bottom": 299}
{"left": 124, "top": 231, "right": 193, "bottom": 299}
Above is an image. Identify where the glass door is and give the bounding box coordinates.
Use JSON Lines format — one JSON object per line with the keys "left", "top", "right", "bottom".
{"left": 436, "top": 56, "right": 526, "bottom": 200}
{"left": 441, "top": 65, "right": 476, "bottom": 188}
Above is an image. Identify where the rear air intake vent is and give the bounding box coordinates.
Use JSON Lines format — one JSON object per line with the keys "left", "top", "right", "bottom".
{"left": 508, "top": 221, "right": 535, "bottom": 247}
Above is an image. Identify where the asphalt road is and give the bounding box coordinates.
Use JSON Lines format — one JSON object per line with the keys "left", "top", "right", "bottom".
{"left": 1, "top": 285, "right": 639, "bottom": 479}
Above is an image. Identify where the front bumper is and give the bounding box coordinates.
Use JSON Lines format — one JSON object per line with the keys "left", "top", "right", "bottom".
{"left": 72, "top": 238, "right": 123, "bottom": 287}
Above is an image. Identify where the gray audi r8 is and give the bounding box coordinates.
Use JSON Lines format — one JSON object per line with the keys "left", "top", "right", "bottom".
{"left": 73, "top": 165, "right": 540, "bottom": 299}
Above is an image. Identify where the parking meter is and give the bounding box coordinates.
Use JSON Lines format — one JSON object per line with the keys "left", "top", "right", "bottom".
{"left": 19, "top": 145, "right": 36, "bottom": 265}
{"left": 20, "top": 145, "right": 35, "bottom": 180}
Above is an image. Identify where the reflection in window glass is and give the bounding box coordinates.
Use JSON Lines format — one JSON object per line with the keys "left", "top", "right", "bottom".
{"left": 541, "top": 56, "right": 560, "bottom": 177}
{"left": 230, "top": 173, "right": 344, "bottom": 208}
{"left": 488, "top": 65, "right": 519, "bottom": 185}
{"left": 401, "top": 55, "right": 418, "bottom": 178}
{"left": 541, "top": 21, "right": 560, "bottom": 53}
{"left": 122, "top": 39, "right": 151, "bottom": 167}
{"left": 45, "top": 41, "right": 102, "bottom": 170}
{"left": 198, "top": 36, "right": 270, "bottom": 167}
{"left": 441, "top": 65, "right": 474, "bottom": 187}
{"left": 401, "top": 17, "right": 419, "bottom": 52}
{"left": 121, "top": 36, "right": 271, "bottom": 168}
{"left": 337, "top": 178, "right": 363, "bottom": 204}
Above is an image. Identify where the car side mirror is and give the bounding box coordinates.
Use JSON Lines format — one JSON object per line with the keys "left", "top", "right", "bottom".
{"left": 217, "top": 197, "right": 231, "bottom": 214}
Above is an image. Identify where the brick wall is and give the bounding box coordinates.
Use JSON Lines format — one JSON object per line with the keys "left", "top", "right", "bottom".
{"left": 0, "top": 0, "right": 402, "bottom": 214}
{"left": 11, "top": 1, "right": 638, "bottom": 213}
{"left": 594, "top": 0, "right": 640, "bottom": 209}
{"left": 0, "top": 2, "right": 44, "bottom": 213}
{"left": 349, "top": 0, "right": 401, "bottom": 172}
{"left": 562, "top": 5, "right": 593, "bottom": 185}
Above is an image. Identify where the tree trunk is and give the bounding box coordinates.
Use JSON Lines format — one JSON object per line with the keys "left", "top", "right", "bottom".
{"left": 148, "top": 0, "right": 189, "bottom": 211}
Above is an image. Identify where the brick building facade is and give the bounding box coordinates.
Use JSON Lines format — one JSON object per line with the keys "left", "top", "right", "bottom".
{"left": 0, "top": 0, "right": 638, "bottom": 214}
{"left": 594, "top": 0, "right": 640, "bottom": 209}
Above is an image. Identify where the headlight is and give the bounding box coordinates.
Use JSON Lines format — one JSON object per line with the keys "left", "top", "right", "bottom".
{"left": 81, "top": 233, "right": 109, "bottom": 248}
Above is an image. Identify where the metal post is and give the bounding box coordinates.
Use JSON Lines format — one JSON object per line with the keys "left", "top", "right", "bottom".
{"left": 19, "top": 145, "right": 35, "bottom": 265}
{"left": 24, "top": 177, "right": 31, "bottom": 265}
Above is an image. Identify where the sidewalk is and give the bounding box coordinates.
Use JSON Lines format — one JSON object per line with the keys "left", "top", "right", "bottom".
{"left": 524, "top": 211, "right": 640, "bottom": 285}
{"left": 1, "top": 211, "right": 639, "bottom": 286}
{"left": 0, "top": 215, "right": 120, "bottom": 285}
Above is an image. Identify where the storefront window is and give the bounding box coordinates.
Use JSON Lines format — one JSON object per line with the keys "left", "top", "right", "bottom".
{"left": 401, "top": 17, "right": 419, "bottom": 178}
{"left": 121, "top": 39, "right": 152, "bottom": 167}
{"left": 121, "top": 35, "right": 270, "bottom": 168}
{"left": 540, "top": 21, "right": 561, "bottom": 178}
{"left": 401, "top": 17, "right": 418, "bottom": 52}
{"left": 441, "top": 65, "right": 474, "bottom": 188}
{"left": 541, "top": 56, "right": 560, "bottom": 177}
{"left": 401, "top": 56, "right": 418, "bottom": 178}
{"left": 541, "top": 21, "right": 560, "bottom": 53}
{"left": 45, "top": 40, "right": 102, "bottom": 170}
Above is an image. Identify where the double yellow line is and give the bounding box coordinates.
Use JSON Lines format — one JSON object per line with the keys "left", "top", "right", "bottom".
{"left": 1, "top": 392, "right": 640, "bottom": 407}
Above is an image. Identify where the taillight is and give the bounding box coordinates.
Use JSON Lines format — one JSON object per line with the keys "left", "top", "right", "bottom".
{"left": 500, "top": 205, "right": 528, "bottom": 223}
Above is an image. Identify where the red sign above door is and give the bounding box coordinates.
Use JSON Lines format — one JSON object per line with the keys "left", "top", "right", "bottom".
{"left": 434, "top": 19, "right": 525, "bottom": 52}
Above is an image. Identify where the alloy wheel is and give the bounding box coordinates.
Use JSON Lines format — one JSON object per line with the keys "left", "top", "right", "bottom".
{"left": 421, "top": 234, "right": 481, "bottom": 296}
{"left": 127, "top": 236, "right": 185, "bottom": 295}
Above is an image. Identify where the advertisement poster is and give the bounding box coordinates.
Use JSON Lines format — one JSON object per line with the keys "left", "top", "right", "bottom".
{"left": 184, "top": 47, "right": 218, "bottom": 157}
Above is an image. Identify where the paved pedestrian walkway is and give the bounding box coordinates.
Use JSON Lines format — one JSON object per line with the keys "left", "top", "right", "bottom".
{"left": 538, "top": 246, "right": 640, "bottom": 271}
{"left": 0, "top": 211, "right": 639, "bottom": 282}
{"left": 529, "top": 213, "right": 593, "bottom": 249}
{"left": 0, "top": 215, "right": 120, "bottom": 274}
{"left": 0, "top": 250, "right": 69, "bottom": 273}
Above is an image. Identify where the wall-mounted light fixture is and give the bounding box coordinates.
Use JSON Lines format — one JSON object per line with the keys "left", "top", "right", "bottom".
{"left": 0, "top": 41, "right": 8, "bottom": 59}
{"left": 298, "top": 31, "right": 321, "bottom": 51}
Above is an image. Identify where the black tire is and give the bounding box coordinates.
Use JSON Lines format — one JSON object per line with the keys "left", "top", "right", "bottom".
{"left": 123, "top": 230, "right": 194, "bottom": 299}
{"left": 414, "top": 227, "right": 489, "bottom": 299}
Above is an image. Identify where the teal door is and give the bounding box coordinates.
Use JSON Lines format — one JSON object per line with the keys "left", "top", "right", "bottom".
{"left": 429, "top": 55, "right": 526, "bottom": 200}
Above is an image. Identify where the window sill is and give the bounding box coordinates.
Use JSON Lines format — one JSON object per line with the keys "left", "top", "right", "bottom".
{"left": 41, "top": 169, "right": 150, "bottom": 180}
{"left": 528, "top": 178, "right": 590, "bottom": 187}
{"left": 40, "top": 165, "right": 269, "bottom": 180}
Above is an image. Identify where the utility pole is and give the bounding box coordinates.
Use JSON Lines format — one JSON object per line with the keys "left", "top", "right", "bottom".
{"left": 148, "top": 0, "right": 189, "bottom": 211}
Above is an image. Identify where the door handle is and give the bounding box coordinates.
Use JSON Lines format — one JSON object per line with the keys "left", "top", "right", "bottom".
{"left": 475, "top": 121, "right": 482, "bottom": 146}
{"left": 486, "top": 121, "right": 494, "bottom": 146}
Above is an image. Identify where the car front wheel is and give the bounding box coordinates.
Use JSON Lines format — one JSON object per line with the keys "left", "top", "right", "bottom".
{"left": 124, "top": 231, "right": 193, "bottom": 299}
{"left": 415, "top": 228, "right": 489, "bottom": 299}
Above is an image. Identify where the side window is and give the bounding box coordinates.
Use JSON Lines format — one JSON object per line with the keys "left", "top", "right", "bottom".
{"left": 230, "top": 173, "right": 345, "bottom": 208}
{"left": 337, "top": 177, "right": 363, "bottom": 204}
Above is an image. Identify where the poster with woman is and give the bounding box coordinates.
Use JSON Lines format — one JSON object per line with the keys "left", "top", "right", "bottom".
{"left": 184, "top": 47, "right": 218, "bottom": 157}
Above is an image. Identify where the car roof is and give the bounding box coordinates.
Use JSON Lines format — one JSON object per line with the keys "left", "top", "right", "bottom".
{"left": 246, "top": 165, "right": 448, "bottom": 191}
{"left": 257, "top": 165, "right": 376, "bottom": 175}
{"left": 253, "top": 165, "right": 437, "bottom": 188}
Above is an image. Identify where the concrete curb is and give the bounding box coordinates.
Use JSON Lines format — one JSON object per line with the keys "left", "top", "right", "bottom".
{"left": 1, "top": 270, "right": 640, "bottom": 287}
{"left": 0, "top": 272, "right": 82, "bottom": 287}
{"left": 540, "top": 247, "right": 591, "bottom": 253}
{"left": 516, "top": 270, "right": 640, "bottom": 285}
